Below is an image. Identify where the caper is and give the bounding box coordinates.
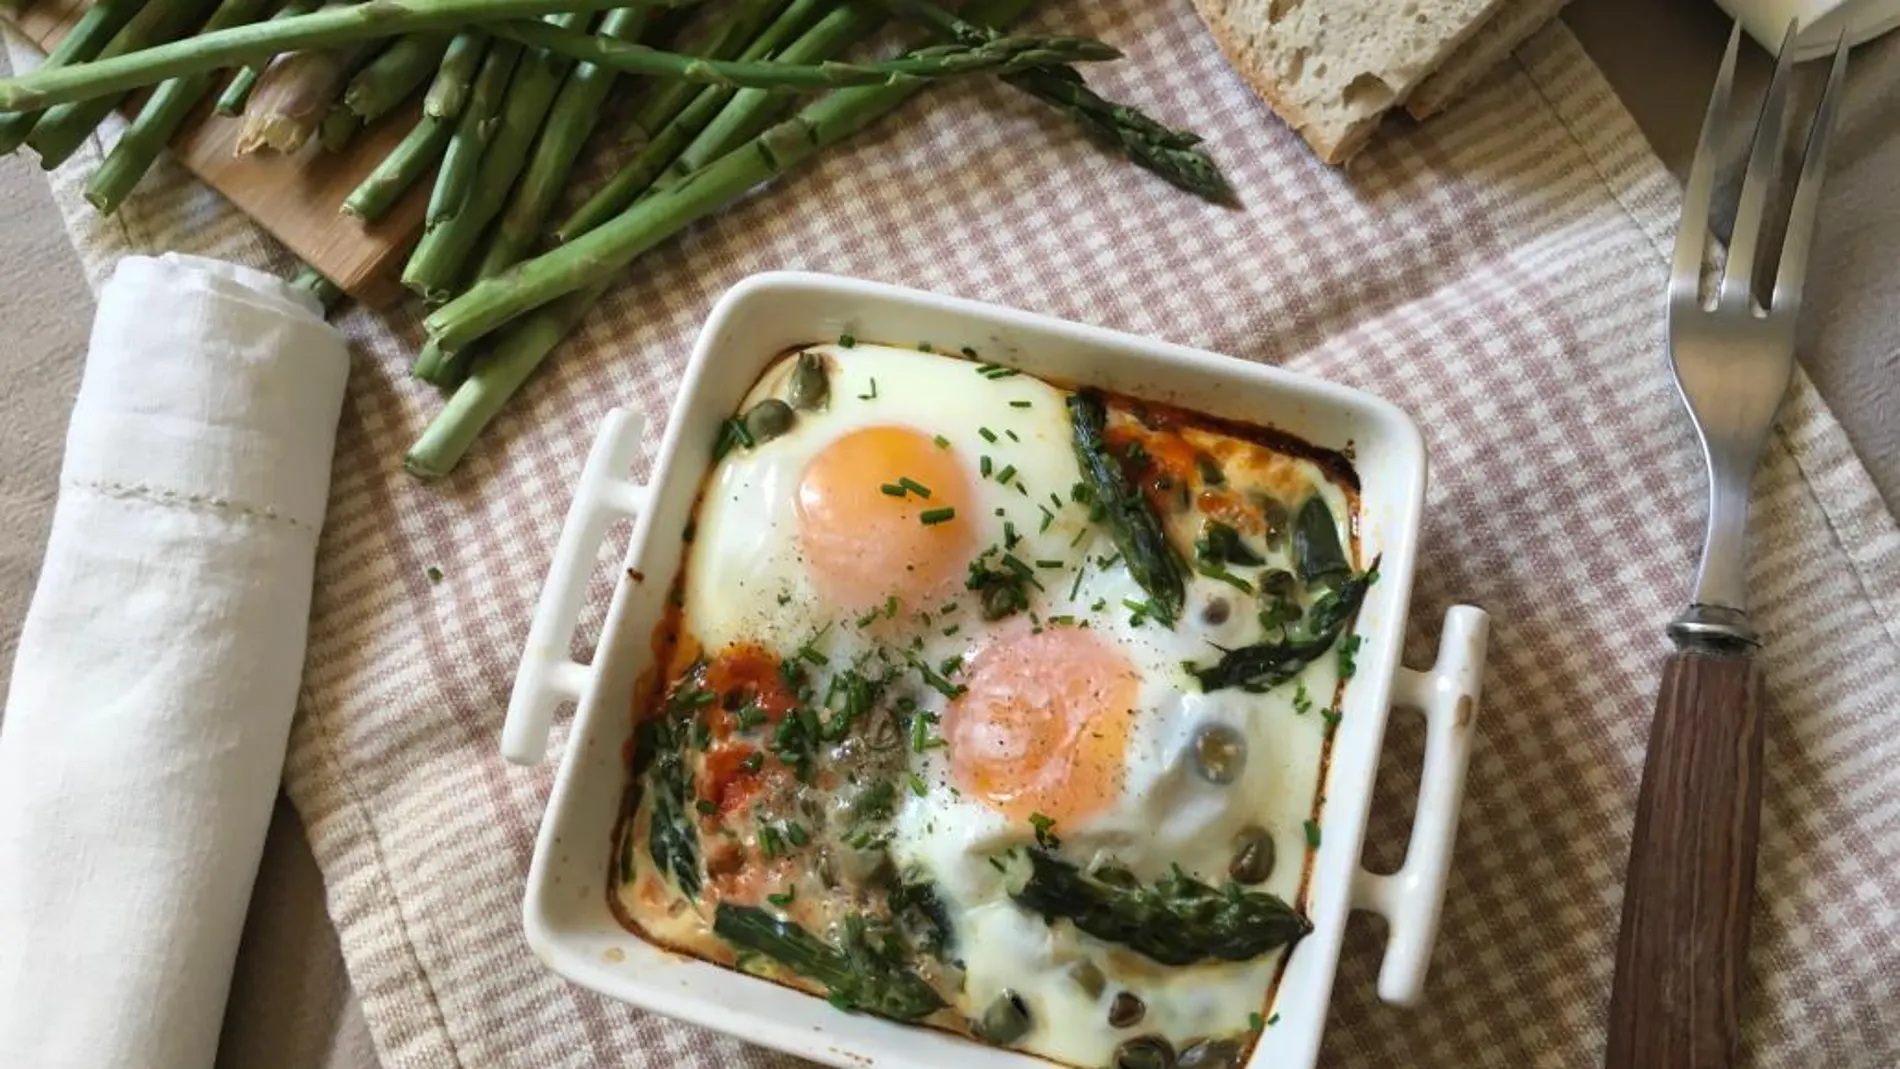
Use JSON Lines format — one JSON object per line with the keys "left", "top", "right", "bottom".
{"left": 787, "top": 351, "right": 829, "bottom": 410}
{"left": 742, "top": 399, "right": 795, "bottom": 444}
{"left": 1178, "top": 1039, "right": 1240, "bottom": 1069}
{"left": 1190, "top": 723, "right": 1246, "bottom": 785}
{"left": 1229, "top": 825, "right": 1276, "bottom": 885}
{"left": 1260, "top": 569, "right": 1298, "bottom": 597}
{"left": 1200, "top": 596, "right": 1231, "bottom": 626}
{"left": 1067, "top": 960, "right": 1106, "bottom": 999}
{"left": 1107, "top": 991, "right": 1146, "bottom": 1028}
{"left": 1260, "top": 498, "right": 1290, "bottom": 550}
{"left": 1113, "top": 1034, "right": 1174, "bottom": 1069}
{"left": 977, "top": 990, "right": 1032, "bottom": 1044}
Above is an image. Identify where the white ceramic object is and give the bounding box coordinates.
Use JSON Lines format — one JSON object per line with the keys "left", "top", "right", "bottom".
{"left": 505, "top": 272, "right": 1492, "bottom": 1069}
{"left": 1717, "top": 0, "right": 1900, "bottom": 59}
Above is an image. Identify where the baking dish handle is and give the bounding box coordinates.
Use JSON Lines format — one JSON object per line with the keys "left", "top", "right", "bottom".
{"left": 501, "top": 406, "right": 650, "bottom": 766}
{"left": 1351, "top": 605, "right": 1490, "bottom": 1006}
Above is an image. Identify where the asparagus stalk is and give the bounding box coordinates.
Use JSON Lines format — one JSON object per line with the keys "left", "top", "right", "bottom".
{"left": 341, "top": 113, "right": 452, "bottom": 221}
{"left": 488, "top": 19, "right": 1120, "bottom": 92}
{"left": 472, "top": 7, "right": 651, "bottom": 278}
{"left": 627, "top": 0, "right": 786, "bottom": 148}
{"left": 84, "top": 0, "right": 278, "bottom": 214}
{"left": 236, "top": 36, "right": 375, "bottom": 155}
{"left": 407, "top": 0, "right": 1038, "bottom": 477}
{"left": 423, "top": 30, "right": 488, "bottom": 118}
{"left": 215, "top": 0, "right": 324, "bottom": 115}
{"left": 654, "top": 1, "right": 887, "bottom": 192}
{"left": 426, "top": 37, "right": 521, "bottom": 226}
{"left": 341, "top": 32, "right": 451, "bottom": 123}
{"left": 882, "top": 0, "right": 1232, "bottom": 204}
{"left": 27, "top": 0, "right": 220, "bottom": 169}
{"left": 553, "top": 0, "right": 845, "bottom": 245}
{"left": 318, "top": 102, "right": 360, "bottom": 150}
{"left": 0, "top": 0, "right": 687, "bottom": 111}
{"left": 405, "top": 12, "right": 589, "bottom": 299}
{"left": 290, "top": 263, "right": 346, "bottom": 312}
{"left": 0, "top": 0, "right": 141, "bottom": 155}
{"left": 1069, "top": 389, "right": 1187, "bottom": 624}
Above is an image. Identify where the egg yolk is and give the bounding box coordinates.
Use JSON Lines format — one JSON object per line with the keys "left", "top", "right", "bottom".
{"left": 944, "top": 624, "right": 1139, "bottom": 827}
{"left": 795, "top": 425, "right": 975, "bottom": 612}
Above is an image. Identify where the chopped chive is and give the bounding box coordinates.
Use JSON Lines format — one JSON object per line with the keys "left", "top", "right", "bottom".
{"left": 942, "top": 624, "right": 961, "bottom": 636}
{"left": 1069, "top": 525, "right": 1089, "bottom": 547}
{"left": 1048, "top": 614, "right": 1076, "bottom": 626}
{"left": 885, "top": 594, "right": 900, "bottom": 619}
{"left": 1267, "top": 1013, "right": 1281, "bottom": 1027}
{"left": 988, "top": 856, "right": 1007, "bottom": 872}
{"left": 1196, "top": 563, "right": 1256, "bottom": 593}
{"left": 1006, "top": 429, "right": 1020, "bottom": 442}
{"left": 1038, "top": 505, "right": 1055, "bottom": 532}
{"left": 1293, "top": 681, "right": 1314, "bottom": 716}
{"left": 897, "top": 477, "right": 933, "bottom": 499}
{"left": 1009, "top": 400, "right": 1031, "bottom": 409}
{"left": 880, "top": 483, "right": 907, "bottom": 497}
{"left": 1090, "top": 598, "right": 1107, "bottom": 612}
{"left": 908, "top": 772, "right": 928, "bottom": 796}
{"left": 983, "top": 367, "right": 1020, "bottom": 379}
{"left": 979, "top": 455, "right": 994, "bottom": 478}
{"left": 1035, "top": 559, "right": 1063, "bottom": 569}
{"left": 1068, "top": 564, "right": 1087, "bottom": 600}
{"left": 1016, "top": 483, "right": 1029, "bottom": 497}
{"left": 1048, "top": 492, "right": 1063, "bottom": 510}
{"left": 995, "top": 464, "right": 1018, "bottom": 485}
{"left": 785, "top": 821, "right": 809, "bottom": 847}
{"left": 839, "top": 333, "right": 857, "bottom": 348}
{"left": 933, "top": 434, "right": 951, "bottom": 449}
{"left": 857, "top": 377, "right": 878, "bottom": 401}
{"left": 1004, "top": 521, "right": 1021, "bottom": 548}
{"left": 920, "top": 507, "right": 956, "bottom": 526}
{"left": 979, "top": 427, "right": 998, "bottom": 444}
{"left": 799, "top": 647, "right": 827, "bottom": 666}
{"left": 426, "top": 566, "right": 444, "bottom": 583}
{"left": 855, "top": 608, "right": 880, "bottom": 628}
{"left": 767, "top": 886, "right": 796, "bottom": 906}
{"left": 1097, "top": 553, "right": 1123, "bottom": 569}
{"left": 1001, "top": 554, "right": 1035, "bottom": 577}
{"left": 1304, "top": 819, "right": 1322, "bottom": 848}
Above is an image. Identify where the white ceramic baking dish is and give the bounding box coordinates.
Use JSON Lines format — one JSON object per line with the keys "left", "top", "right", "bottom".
{"left": 503, "top": 271, "right": 1490, "bottom": 1069}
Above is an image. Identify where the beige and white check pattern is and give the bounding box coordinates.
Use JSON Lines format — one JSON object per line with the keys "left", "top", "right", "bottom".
{"left": 19, "top": 4, "right": 1900, "bottom": 1066}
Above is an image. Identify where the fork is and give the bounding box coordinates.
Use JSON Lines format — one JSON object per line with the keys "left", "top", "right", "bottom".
{"left": 1603, "top": 20, "right": 1850, "bottom": 1069}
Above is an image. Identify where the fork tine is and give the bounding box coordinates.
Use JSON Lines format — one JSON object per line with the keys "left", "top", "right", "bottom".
{"left": 1771, "top": 30, "right": 1851, "bottom": 317}
{"left": 1719, "top": 20, "right": 1801, "bottom": 310}
{"left": 1673, "top": 22, "right": 1742, "bottom": 310}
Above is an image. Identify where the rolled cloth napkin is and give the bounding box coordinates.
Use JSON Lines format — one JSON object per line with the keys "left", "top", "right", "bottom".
{"left": 0, "top": 255, "right": 349, "bottom": 1068}
{"left": 18, "top": 10, "right": 1900, "bottom": 1069}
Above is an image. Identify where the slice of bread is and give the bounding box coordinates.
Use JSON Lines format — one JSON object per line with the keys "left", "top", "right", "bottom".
{"left": 1192, "top": 0, "right": 1513, "bottom": 164}
{"left": 1406, "top": 0, "right": 1572, "bottom": 119}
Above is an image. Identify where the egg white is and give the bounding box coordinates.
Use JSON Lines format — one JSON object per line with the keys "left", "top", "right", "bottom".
{"left": 683, "top": 342, "right": 1354, "bottom": 1067}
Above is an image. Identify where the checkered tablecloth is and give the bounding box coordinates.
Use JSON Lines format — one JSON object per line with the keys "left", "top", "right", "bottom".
{"left": 20, "top": 4, "right": 1900, "bottom": 1066}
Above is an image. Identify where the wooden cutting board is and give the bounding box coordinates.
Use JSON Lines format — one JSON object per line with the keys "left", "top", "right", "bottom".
{"left": 6, "top": 0, "right": 424, "bottom": 307}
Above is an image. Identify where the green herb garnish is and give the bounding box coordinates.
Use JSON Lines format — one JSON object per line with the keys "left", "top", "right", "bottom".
{"left": 920, "top": 507, "right": 956, "bottom": 526}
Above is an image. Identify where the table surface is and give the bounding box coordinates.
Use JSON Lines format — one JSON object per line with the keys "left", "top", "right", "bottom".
{"left": 1, "top": 2, "right": 1894, "bottom": 1067}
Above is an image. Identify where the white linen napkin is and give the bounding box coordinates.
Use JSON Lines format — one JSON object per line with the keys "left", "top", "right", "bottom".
{"left": 0, "top": 254, "right": 349, "bottom": 1069}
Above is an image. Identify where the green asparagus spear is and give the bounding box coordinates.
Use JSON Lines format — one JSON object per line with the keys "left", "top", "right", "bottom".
{"left": 342, "top": 32, "right": 451, "bottom": 123}
{"left": 1068, "top": 389, "right": 1188, "bottom": 625}
{"left": 554, "top": 0, "right": 848, "bottom": 244}
{"left": 405, "top": 12, "right": 589, "bottom": 299}
{"left": 0, "top": 0, "right": 140, "bottom": 155}
{"left": 882, "top": 0, "right": 1232, "bottom": 204}
{"left": 84, "top": 0, "right": 278, "bottom": 214}
{"left": 1009, "top": 849, "right": 1311, "bottom": 966}
{"left": 28, "top": 0, "right": 220, "bottom": 169}
{"left": 711, "top": 905, "right": 945, "bottom": 1020}
{"left": 0, "top": 0, "right": 689, "bottom": 111}
{"left": 426, "top": 36, "right": 521, "bottom": 227}
{"left": 629, "top": 0, "right": 785, "bottom": 144}
{"left": 318, "top": 102, "right": 360, "bottom": 150}
{"left": 489, "top": 19, "right": 1119, "bottom": 92}
{"left": 651, "top": 0, "right": 885, "bottom": 193}
{"left": 341, "top": 113, "right": 452, "bottom": 222}
{"left": 406, "top": 0, "right": 1037, "bottom": 478}
{"left": 290, "top": 263, "right": 346, "bottom": 312}
{"left": 214, "top": 0, "right": 324, "bottom": 116}
{"left": 472, "top": 6, "right": 651, "bottom": 278}
{"left": 423, "top": 30, "right": 488, "bottom": 118}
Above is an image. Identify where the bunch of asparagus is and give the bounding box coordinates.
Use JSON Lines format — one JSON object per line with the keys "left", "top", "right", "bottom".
{"left": 0, "top": 0, "right": 1233, "bottom": 478}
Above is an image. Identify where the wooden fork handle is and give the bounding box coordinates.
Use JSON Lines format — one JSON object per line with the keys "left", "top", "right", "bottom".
{"left": 1605, "top": 648, "right": 1763, "bottom": 1069}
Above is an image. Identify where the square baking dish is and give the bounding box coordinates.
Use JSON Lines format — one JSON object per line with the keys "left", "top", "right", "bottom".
{"left": 502, "top": 271, "right": 1491, "bottom": 1069}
